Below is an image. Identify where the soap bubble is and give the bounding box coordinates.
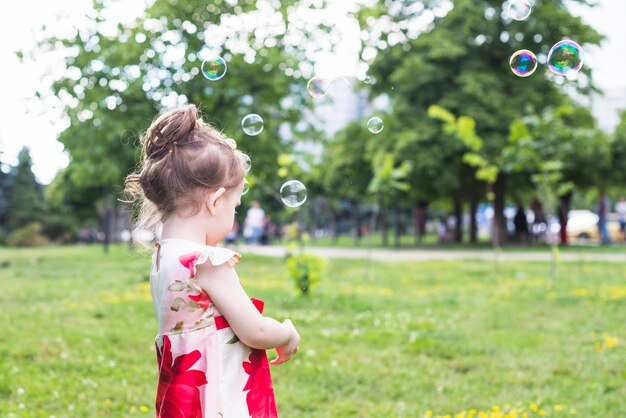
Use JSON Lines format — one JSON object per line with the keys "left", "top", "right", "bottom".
{"left": 367, "top": 116, "right": 384, "bottom": 134}
{"left": 307, "top": 77, "right": 329, "bottom": 98}
{"left": 201, "top": 57, "right": 227, "bottom": 81}
{"left": 547, "top": 40, "right": 584, "bottom": 76}
{"left": 280, "top": 180, "right": 307, "bottom": 208}
{"left": 507, "top": 0, "right": 532, "bottom": 21}
{"left": 328, "top": 77, "right": 351, "bottom": 98}
{"left": 224, "top": 138, "right": 237, "bottom": 149}
{"left": 242, "top": 114, "right": 264, "bottom": 136}
{"left": 509, "top": 49, "right": 538, "bottom": 77}
{"left": 241, "top": 153, "right": 251, "bottom": 173}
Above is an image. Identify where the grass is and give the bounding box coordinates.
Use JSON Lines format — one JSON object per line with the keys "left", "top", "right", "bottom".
{"left": 0, "top": 244, "right": 624, "bottom": 417}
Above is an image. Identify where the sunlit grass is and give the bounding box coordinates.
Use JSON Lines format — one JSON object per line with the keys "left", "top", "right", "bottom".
{"left": 0, "top": 244, "right": 624, "bottom": 417}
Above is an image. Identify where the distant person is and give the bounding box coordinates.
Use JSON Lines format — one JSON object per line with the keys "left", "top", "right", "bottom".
{"left": 513, "top": 204, "right": 529, "bottom": 243}
{"left": 438, "top": 215, "right": 450, "bottom": 243}
{"left": 596, "top": 193, "right": 612, "bottom": 245}
{"left": 124, "top": 105, "right": 299, "bottom": 417}
{"left": 616, "top": 196, "right": 626, "bottom": 241}
{"left": 244, "top": 201, "right": 265, "bottom": 244}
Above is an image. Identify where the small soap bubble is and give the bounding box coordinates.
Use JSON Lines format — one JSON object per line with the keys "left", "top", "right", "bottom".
{"left": 367, "top": 116, "right": 384, "bottom": 134}
{"left": 509, "top": 49, "right": 537, "bottom": 77}
{"left": 201, "top": 57, "right": 227, "bottom": 81}
{"left": 242, "top": 114, "right": 264, "bottom": 136}
{"left": 224, "top": 138, "right": 237, "bottom": 149}
{"left": 307, "top": 77, "right": 329, "bottom": 98}
{"left": 241, "top": 153, "right": 251, "bottom": 173}
{"left": 280, "top": 180, "right": 307, "bottom": 208}
{"left": 547, "top": 40, "right": 584, "bottom": 76}
{"left": 508, "top": 0, "right": 532, "bottom": 21}
{"left": 328, "top": 77, "right": 352, "bottom": 98}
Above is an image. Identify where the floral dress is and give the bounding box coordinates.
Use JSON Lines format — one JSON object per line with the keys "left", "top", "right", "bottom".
{"left": 150, "top": 238, "right": 278, "bottom": 418}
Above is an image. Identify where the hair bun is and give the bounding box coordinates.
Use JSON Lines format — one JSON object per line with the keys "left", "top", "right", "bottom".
{"left": 144, "top": 105, "right": 199, "bottom": 159}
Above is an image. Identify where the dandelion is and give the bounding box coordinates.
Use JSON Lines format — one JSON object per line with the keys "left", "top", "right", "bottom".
{"left": 425, "top": 411, "right": 433, "bottom": 418}
{"left": 140, "top": 405, "right": 149, "bottom": 413}
{"left": 530, "top": 404, "right": 538, "bottom": 412}
{"left": 130, "top": 405, "right": 137, "bottom": 413}
{"left": 553, "top": 405, "right": 564, "bottom": 411}
{"left": 538, "top": 409, "right": 547, "bottom": 416}
{"left": 568, "top": 410, "right": 576, "bottom": 415}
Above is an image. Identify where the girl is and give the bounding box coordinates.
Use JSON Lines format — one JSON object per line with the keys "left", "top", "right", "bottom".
{"left": 125, "top": 105, "right": 300, "bottom": 418}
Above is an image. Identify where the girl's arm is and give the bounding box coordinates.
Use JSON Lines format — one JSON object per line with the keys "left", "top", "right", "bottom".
{"left": 196, "top": 262, "right": 298, "bottom": 351}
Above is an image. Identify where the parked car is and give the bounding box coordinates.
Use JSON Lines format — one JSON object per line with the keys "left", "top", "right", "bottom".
{"left": 566, "top": 210, "right": 621, "bottom": 241}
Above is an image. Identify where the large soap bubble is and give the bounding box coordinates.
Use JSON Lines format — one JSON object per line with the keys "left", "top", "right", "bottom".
{"left": 507, "top": 0, "right": 532, "bottom": 21}
{"left": 201, "top": 57, "right": 227, "bottom": 81}
{"left": 307, "top": 77, "right": 330, "bottom": 98}
{"left": 367, "top": 116, "right": 384, "bottom": 134}
{"left": 242, "top": 114, "right": 264, "bottom": 136}
{"left": 510, "top": 49, "right": 538, "bottom": 77}
{"left": 280, "top": 180, "right": 307, "bottom": 208}
{"left": 547, "top": 40, "right": 584, "bottom": 76}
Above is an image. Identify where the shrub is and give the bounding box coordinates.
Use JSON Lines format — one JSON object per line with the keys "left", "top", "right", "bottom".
{"left": 285, "top": 252, "right": 324, "bottom": 295}
{"left": 7, "top": 222, "right": 50, "bottom": 247}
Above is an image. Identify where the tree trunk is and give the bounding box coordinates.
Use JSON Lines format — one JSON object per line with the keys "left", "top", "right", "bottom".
{"left": 378, "top": 192, "right": 389, "bottom": 247}
{"left": 414, "top": 201, "right": 428, "bottom": 245}
{"left": 453, "top": 197, "right": 463, "bottom": 243}
{"left": 493, "top": 175, "right": 508, "bottom": 246}
{"left": 393, "top": 201, "right": 401, "bottom": 248}
{"left": 470, "top": 195, "right": 478, "bottom": 243}
{"left": 329, "top": 204, "right": 338, "bottom": 244}
{"left": 559, "top": 192, "right": 572, "bottom": 246}
{"left": 350, "top": 200, "right": 361, "bottom": 246}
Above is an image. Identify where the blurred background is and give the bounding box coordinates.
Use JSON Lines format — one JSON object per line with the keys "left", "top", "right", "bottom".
{"left": 1, "top": 0, "right": 626, "bottom": 249}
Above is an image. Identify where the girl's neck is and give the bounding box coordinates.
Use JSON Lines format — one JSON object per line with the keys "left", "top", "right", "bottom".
{"left": 161, "top": 214, "right": 212, "bottom": 246}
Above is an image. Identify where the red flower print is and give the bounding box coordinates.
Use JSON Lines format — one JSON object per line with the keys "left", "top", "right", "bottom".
{"left": 188, "top": 290, "right": 212, "bottom": 311}
{"left": 242, "top": 349, "right": 278, "bottom": 418}
{"left": 179, "top": 251, "right": 202, "bottom": 278}
{"left": 155, "top": 335, "right": 208, "bottom": 418}
{"left": 242, "top": 298, "right": 277, "bottom": 418}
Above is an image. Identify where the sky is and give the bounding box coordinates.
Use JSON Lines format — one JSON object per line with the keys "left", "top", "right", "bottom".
{"left": 1, "top": 0, "right": 625, "bottom": 185}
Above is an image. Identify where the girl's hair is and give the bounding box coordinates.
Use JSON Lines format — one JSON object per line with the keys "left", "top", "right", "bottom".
{"left": 124, "top": 104, "right": 247, "bottom": 238}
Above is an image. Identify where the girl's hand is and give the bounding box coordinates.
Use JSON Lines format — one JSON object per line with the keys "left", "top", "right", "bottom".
{"left": 270, "top": 319, "right": 300, "bottom": 365}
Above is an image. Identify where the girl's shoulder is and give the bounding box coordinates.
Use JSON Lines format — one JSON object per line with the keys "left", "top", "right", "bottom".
{"left": 157, "top": 239, "right": 241, "bottom": 273}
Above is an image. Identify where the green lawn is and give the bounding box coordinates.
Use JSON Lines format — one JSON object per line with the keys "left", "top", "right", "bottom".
{"left": 0, "top": 244, "right": 624, "bottom": 417}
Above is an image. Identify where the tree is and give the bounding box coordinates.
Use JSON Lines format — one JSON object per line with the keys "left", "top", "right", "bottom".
{"left": 321, "top": 121, "right": 373, "bottom": 243}
{"left": 23, "top": 0, "right": 332, "bottom": 240}
{"left": 367, "top": 153, "right": 412, "bottom": 247}
{"left": 357, "top": 0, "right": 602, "bottom": 244}
{"left": 6, "top": 148, "right": 45, "bottom": 231}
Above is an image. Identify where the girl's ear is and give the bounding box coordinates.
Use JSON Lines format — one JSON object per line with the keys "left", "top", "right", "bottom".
{"left": 206, "top": 188, "right": 226, "bottom": 215}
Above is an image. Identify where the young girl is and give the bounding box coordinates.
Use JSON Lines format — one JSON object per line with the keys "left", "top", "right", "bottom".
{"left": 125, "top": 105, "right": 300, "bottom": 418}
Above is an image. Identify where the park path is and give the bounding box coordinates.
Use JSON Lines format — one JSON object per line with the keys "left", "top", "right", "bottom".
{"left": 235, "top": 244, "right": 626, "bottom": 263}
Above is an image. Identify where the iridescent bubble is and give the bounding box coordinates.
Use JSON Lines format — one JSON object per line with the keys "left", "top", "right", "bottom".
{"left": 328, "top": 77, "right": 351, "bottom": 98}
{"left": 367, "top": 116, "right": 384, "bottom": 134}
{"left": 201, "top": 57, "right": 227, "bottom": 81}
{"left": 242, "top": 114, "right": 264, "bottom": 136}
{"left": 242, "top": 178, "right": 250, "bottom": 195}
{"left": 241, "top": 153, "right": 251, "bottom": 173}
{"left": 280, "top": 180, "right": 307, "bottom": 208}
{"left": 547, "top": 40, "right": 584, "bottom": 76}
{"left": 509, "top": 49, "right": 538, "bottom": 77}
{"left": 307, "top": 77, "right": 329, "bottom": 98}
{"left": 508, "top": 0, "right": 532, "bottom": 21}
{"left": 224, "top": 137, "right": 237, "bottom": 149}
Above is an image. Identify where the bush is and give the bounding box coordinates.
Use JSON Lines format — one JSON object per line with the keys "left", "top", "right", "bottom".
{"left": 7, "top": 222, "right": 50, "bottom": 247}
{"left": 285, "top": 252, "right": 324, "bottom": 295}
{"left": 43, "top": 214, "right": 78, "bottom": 243}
